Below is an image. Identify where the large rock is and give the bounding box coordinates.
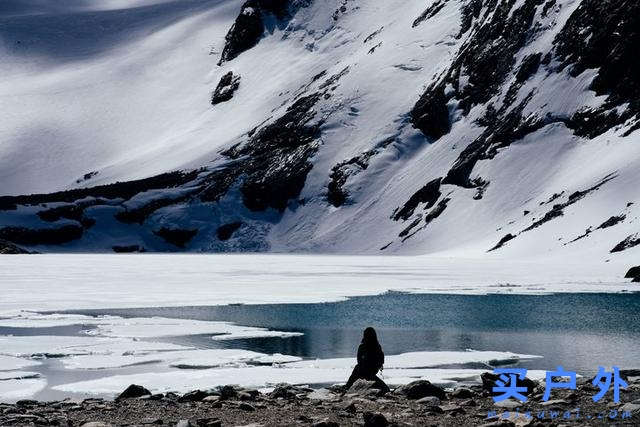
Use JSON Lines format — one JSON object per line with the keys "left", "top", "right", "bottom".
{"left": 625, "top": 266, "right": 640, "bottom": 282}
{"left": 393, "top": 380, "right": 446, "bottom": 400}
{"left": 363, "top": 411, "right": 389, "bottom": 427}
{"left": 178, "top": 390, "right": 210, "bottom": 402}
{"left": 211, "top": 72, "right": 241, "bottom": 105}
{"left": 0, "top": 238, "right": 32, "bottom": 254}
{"left": 116, "top": 384, "right": 151, "bottom": 400}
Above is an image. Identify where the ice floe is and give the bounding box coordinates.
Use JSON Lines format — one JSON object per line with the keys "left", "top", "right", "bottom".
{"left": 52, "top": 350, "right": 542, "bottom": 396}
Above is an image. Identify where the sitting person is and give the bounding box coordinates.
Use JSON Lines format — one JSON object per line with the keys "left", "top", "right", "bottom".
{"left": 343, "top": 327, "right": 390, "bottom": 394}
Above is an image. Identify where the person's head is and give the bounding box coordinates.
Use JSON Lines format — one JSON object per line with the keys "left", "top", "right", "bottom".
{"left": 362, "top": 327, "right": 379, "bottom": 346}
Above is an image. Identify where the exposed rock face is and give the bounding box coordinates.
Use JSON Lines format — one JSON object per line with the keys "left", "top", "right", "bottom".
{"left": 219, "top": 0, "right": 290, "bottom": 65}
{"left": 216, "top": 222, "right": 243, "bottom": 241}
{"left": 0, "top": 225, "right": 83, "bottom": 245}
{"left": 211, "top": 71, "right": 241, "bottom": 105}
{"left": 223, "top": 92, "right": 324, "bottom": 212}
{"left": 611, "top": 234, "right": 640, "bottom": 253}
{"left": 553, "top": 0, "right": 640, "bottom": 137}
{"left": 410, "top": 84, "right": 451, "bottom": 141}
{"left": 0, "top": 238, "right": 31, "bottom": 254}
{"left": 625, "top": 266, "right": 640, "bottom": 282}
{"left": 392, "top": 178, "right": 442, "bottom": 221}
{"left": 153, "top": 227, "right": 198, "bottom": 248}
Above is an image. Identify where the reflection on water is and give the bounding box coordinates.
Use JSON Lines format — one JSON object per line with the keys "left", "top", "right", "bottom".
{"left": 68, "top": 292, "right": 640, "bottom": 375}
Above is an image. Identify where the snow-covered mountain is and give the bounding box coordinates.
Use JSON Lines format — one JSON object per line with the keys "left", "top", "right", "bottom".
{"left": 1, "top": 0, "right": 639, "bottom": 268}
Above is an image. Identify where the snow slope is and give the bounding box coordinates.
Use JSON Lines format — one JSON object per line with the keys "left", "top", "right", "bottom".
{"left": 0, "top": 0, "right": 639, "bottom": 273}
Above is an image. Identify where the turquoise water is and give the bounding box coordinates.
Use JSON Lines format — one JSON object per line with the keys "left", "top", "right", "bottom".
{"left": 70, "top": 292, "right": 640, "bottom": 375}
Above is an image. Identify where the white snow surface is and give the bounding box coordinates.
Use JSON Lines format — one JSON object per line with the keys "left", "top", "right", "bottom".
{"left": 0, "top": 254, "right": 637, "bottom": 314}
{"left": 0, "top": 0, "right": 638, "bottom": 261}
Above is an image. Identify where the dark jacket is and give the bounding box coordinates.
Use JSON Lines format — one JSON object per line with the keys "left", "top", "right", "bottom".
{"left": 356, "top": 343, "right": 384, "bottom": 377}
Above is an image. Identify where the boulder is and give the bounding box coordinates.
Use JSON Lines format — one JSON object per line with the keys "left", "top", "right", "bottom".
{"left": 178, "top": 390, "right": 210, "bottom": 402}
{"left": 311, "top": 420, "right": 339, "bottom": 427}
{"left": 416, "top": 396, "right": 441, "bottom": 406}
{"left": 116, "top": 384, "right": 151, "bottom": 400}
{"left": 218, "top": 385, "right": 238, "bottom": 400}
{"left": 363, "top": 411, "right": 389, "bottom": 427}
{"left": 393, "top": 380, "right": 446, "bottom": 400}
{"left": 450, "top": 387, "right": 476, "bottom": 399}
{"left": 270, "top": 384, "right": 299, "bottom": 400}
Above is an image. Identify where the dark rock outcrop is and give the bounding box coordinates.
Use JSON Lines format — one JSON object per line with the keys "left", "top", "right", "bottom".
{"left": 153, "top": 227, "right": 198, "bottom": 248}
{"left": 216, "top": 222, "right": 243, "bottom": 241}
{"left": 0, "top": 170, "right": 199, "bottom": 210}
{"left": 116, "top": 384, "right": 151, "bottom": 400}
{"left": 112, "top": 245, "right": 144, "bottom": 253}
{"left": 0, "top": 238, "right": 32, "bottom": 254}
{"left": 410, "top": 84, "right": 451, "bottom": 141}
{"left": 625, "top": 266, "right": 640, "bottom": 282}
{"left": 392, "top": 178, "right": 442, "bottom": 221}
{"left": 553, "top": 0, "right": 640, "bottom": 138}
{"left": 0, "top": 225, "right": 83, "bottom": 246}
{"left": 219, "top": 0, "right": 289, "bottom": 65}
{"left": 611, "top": 234, "right": 640, "bottom": 254}
{"left": 489, "top": 233, "right": 516, "bottom": 252}
{"left": 211, "top": 71, "right": 241, "bottom": 105}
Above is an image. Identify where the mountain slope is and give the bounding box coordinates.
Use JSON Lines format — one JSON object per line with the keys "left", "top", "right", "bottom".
{"left": 0, "top": 0, "right": 638, "bottom": 271}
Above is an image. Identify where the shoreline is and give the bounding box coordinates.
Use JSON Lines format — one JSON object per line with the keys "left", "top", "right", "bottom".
{"left": 2, "top": 375, "right": 639, "bottom": 426}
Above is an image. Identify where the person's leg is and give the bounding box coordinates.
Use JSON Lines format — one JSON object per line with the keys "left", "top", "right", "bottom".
{"left": 344, "top": 365, "right": 361, "bottom": 390}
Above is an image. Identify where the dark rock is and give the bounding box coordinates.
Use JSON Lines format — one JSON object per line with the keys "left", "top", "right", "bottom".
{"left": 515, "top": 53, "right": 542, "bottom": 83}
{"left": 216, "top": 222, "right": 243, "bottom": 241}
{"left": 412, "top": 0, "right": 448, "bottom": 27}
{"left": 312, "top": 420, "right": 339, "bottom": 427}
{"left": 553, "top": 0, "right": 640, "bottom": 137}
{"left": 363, "top": 411, "right": 389, "bottom": 427}
{"left": 392, "top": 178, "right": 442, "bottom": 221}
{"left": 0, "top": 239, "right": 32, "bottom": 254}
{"left": 611, "top": 234, "right": 640, "bottom": 254}
{"left": 450, "top": 387, "right": 476, "bottom": 399}
{"left": 270, "top": 384, "right": 299, "bottom": 400}
{"left": 0, "top": 170, "right": 199, "bottom": 209}
{"left": 15, "top": 399, "right": 39, "bottom": 407}
{"left": 116, "top": 384, "right": 151, "bottom": 400}
{"left": 112, "top": 245, "right": 144, "bottom": 253}
{"left": 195, "top": 418, "right": 221, "bottom": 427}
{"left": 178, "top": 390, "right": 210, "bottom": 403}
{"left": 37, "top": 204, "right": 95, "bottom": 228}
{"left": 219, "top": 0, "right": 289, "bottom": 65}
{"left": 218, "top": 385, "right": 238, "bottom": 400}
{"left": 211, "top": 71, "right": 241, "bottom": 105}
{"left": 394, "top": 380, "right": 446, "bottom": 400}
{"left": 411, "top": 83, "right": 451, "bottom": 141}
{"left": 238, "top": 402, "right": 255, "bottom": 411}
{"left": 624, "top": 267, "right": 640, "bottom": 282}
{"left": 115, "top": 194, "right": 193, "bottom": 225}
{"left": 597, "top": 214, "right": 625, "bottom": 229}
{"left": 153, "top": 227, "right": 198, "bottom": 248}
{"left": 488, "top": 233, "right": 517, "bottom": 252}
{"left": 0, "top": 224, "right": 83, "bottom": 246}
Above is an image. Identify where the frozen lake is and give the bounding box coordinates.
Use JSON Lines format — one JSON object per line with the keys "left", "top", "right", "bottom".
{"left": 0, "top": 254, "right": 638, "bottom": 402}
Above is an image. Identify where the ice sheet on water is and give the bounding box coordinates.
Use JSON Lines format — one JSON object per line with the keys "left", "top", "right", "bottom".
{"left": 0, "top": 355, "right": 41, "bottom": 371}
{"left": 0, "top": 378, "right": 47, "bottom": 402}
{"left": 62, "top": 349, "right": 302, "bottom": 370}
{"left": 0, "top": 312, "right": 302, "bottom": 340}
{"left": 52, "top": 350, "right": 543, "bottom": 396}
{"left": 0, "top": 335, "right": 188, "bottom": 359}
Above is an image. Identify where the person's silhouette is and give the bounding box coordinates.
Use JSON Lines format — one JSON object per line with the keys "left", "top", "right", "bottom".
{"left": 344, "top": 327, "right": 390, "bottom": 393}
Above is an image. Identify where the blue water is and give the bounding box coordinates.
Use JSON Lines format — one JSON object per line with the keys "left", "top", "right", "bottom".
{"left": 66, "top": 292, "right": 640, "bottom": 375}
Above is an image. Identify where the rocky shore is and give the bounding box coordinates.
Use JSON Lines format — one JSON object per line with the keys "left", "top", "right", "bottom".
{"left": 2, "top": 374, "right": 640, "bottom": 427}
